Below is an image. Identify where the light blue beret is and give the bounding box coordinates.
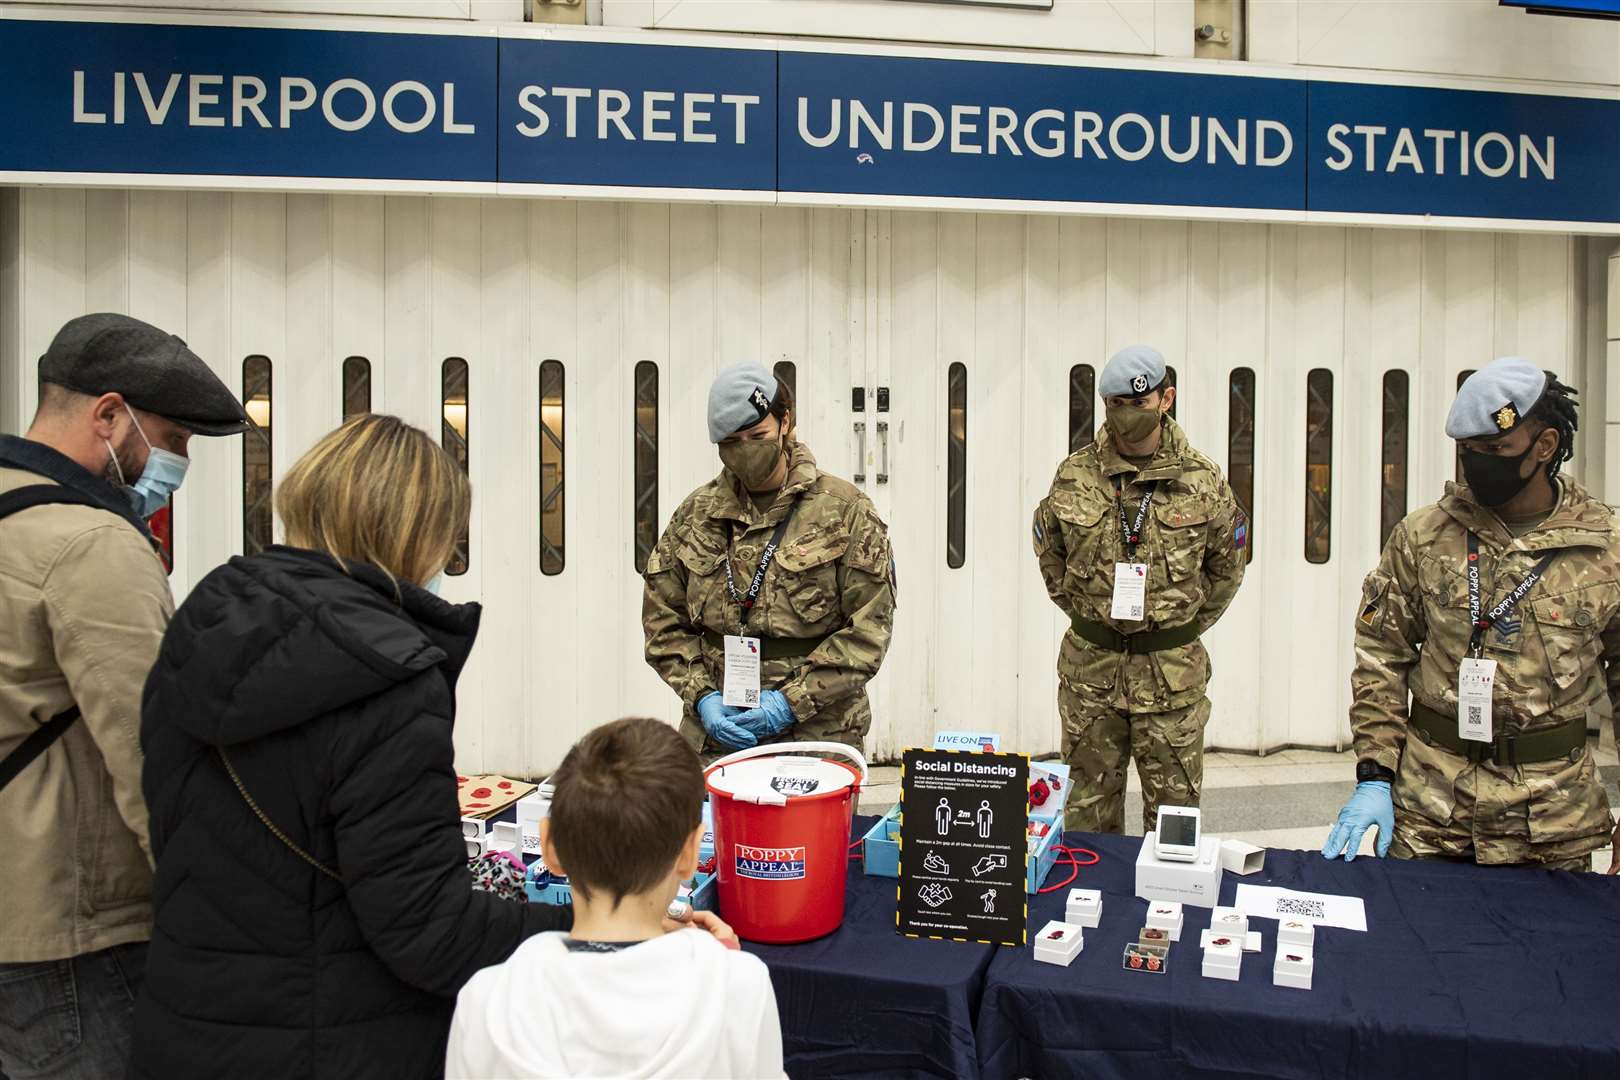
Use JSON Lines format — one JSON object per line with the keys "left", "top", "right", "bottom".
{"left": 1099, "top": 345, "right": 1168, "bottom": 398}
{"left": 1446, "top": 357, "right": 1547, "bottom": 440}
{"left": 708, "top": 362, "right": 779, "bottom": 443}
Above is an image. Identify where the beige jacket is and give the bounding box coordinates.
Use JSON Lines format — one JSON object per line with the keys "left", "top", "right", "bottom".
{"left": 0, "top": 457, "right": 171, "bottom": 962}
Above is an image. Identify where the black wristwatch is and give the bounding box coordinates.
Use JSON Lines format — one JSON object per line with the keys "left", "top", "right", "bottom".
{"left": 1356, "top": 759, "right": 1395, "bottom": 785}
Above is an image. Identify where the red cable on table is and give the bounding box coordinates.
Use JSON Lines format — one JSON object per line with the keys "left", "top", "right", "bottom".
{"left": 1037, "top": 845, "right": 1101, "bottom": 894}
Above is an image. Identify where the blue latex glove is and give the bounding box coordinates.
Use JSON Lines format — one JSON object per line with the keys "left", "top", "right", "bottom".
{"left": 733, "top": 690, "right": 795, "bottom": 740}
{"left": 1321, "top": 781, "right": 1394, "bottom": 862}
{"left": 697, "top": 692, "right": 755, "bottom": 751}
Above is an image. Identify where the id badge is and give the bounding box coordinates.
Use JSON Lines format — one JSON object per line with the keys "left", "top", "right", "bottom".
{"left": 723, "top": 635, "right": 762, "bottom": 708}
{"left": 1457, "top": 657, "right": 1496, "bottom": 743}
{"left": 1110, "top": 563, "right": 1148, "bottom": 622}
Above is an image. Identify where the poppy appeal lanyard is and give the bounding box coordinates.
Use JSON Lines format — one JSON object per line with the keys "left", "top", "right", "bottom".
{"left": 1115, "top": 479, "right": 1158, "bottom": 560}
{"left": 1465, "top": 532, "right": 1555, "bottom": 658}
{"left": 723, "top": 497, "right": 802, "bottom": 628}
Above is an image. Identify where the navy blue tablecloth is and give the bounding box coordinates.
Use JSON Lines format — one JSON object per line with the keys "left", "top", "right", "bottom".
{"left": 744, "top": 815, "right": 997, "bottom": 1080}
{"left": 976, "top": 831, "right": 1620, "bottom": 1080}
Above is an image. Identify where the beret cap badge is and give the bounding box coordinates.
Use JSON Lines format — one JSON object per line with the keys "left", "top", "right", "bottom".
{"left": 1130, "top": 374, "right": 1149, "bottom": 394}
{"left": 1494, "top": 404, "right": 1517, "bottom": 431}
{"left": 749, "top": 386, "right": 771, "bottom": 414}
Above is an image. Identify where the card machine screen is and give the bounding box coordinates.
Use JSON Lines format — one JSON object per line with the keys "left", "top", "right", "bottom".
{"left": 1159, "top": 814, "right": 1197, "bottom": 847}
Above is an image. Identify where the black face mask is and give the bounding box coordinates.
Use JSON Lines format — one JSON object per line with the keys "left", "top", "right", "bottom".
{"left": 1459, "top": 444, "right": 1540, "bottom": 508}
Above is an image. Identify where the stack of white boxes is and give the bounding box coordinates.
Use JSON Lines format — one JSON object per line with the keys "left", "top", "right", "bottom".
{"left": 1201, "top": 904, "right": 1247, "bottom": 981}
{"left": 1032, "top": 920, "right": 1085, "bottom": 967}
{"left": 1144, "top": 900, "right": 1183, "bottom": 942}
{"left": 1065, "top": 889, "right": 1102, "bottom": 929}
{"left": 460, "top": 817, "right": 486, "bottom": 859}
{"left": 1202, "top": 932, "right": 1243, "bottom": 981}
{"left": 1201, "top": 906, "right": 1261, "bottom": 954}
{"left": 1273, "top": 919, "right": 1316, "bottom": 990}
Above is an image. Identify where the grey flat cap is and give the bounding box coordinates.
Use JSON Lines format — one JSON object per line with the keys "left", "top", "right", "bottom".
{"left": 39, "top": 313, "right": 249, "bottom": 436}
{"left": 708, "top": 361, "right": 779, "bottom": 443}
{"left": 1099, "top": 345, "right": 1168, "bottom": 398}
{"left": 1446, "top": 357, "right": 1548, "bottom": 440}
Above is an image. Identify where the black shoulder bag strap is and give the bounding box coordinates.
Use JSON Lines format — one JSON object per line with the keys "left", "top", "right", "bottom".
{"left": 0, "top": 485, "right": 116, "bottom": 792}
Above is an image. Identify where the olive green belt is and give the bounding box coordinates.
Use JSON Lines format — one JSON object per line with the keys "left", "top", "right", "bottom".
{"left": 702, "top": 630, "right": 824, "bottom": 661}
{"left": 1068, "top": 617, "right": 1201, "bottom": 655}
{"left": 1409, "top": 700, "right": 1586, "bottom": 767}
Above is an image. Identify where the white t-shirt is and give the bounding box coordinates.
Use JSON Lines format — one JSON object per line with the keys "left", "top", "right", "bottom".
{"left": 446, "top": 929, "right": 786, "bottom": 1079}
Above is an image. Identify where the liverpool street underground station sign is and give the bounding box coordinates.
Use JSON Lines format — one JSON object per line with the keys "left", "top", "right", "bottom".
{"left": 0, "top": 14, "right": 1615, "bottom": 231}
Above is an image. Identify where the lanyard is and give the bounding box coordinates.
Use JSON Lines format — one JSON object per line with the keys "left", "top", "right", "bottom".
{"left": 723, "top": 497, "right": 801, "bottom": 628}
{"left": 1465, "top": 532, "right": 1556, "bottom": 658}
{"left": 1115, "top": 479, "right": 1158, "bottom": 561}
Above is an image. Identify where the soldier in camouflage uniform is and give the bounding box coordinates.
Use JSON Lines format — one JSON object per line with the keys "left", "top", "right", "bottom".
{"left": 643, "top": 362, "right": 896, "bottom": 760}
{"left": 1033, "top": 345, "right": 1248, "bottom": 833}
{"left": 1325, "top": 358, "right": 1620, "bottom": 872}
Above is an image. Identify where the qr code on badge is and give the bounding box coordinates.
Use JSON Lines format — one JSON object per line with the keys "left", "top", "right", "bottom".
{"left": 744, "top": 690, "right": 759, "bottom": 705}
{"left": 1467, "top": 705, "right": 1483, "bottom": 725}
{"left": 1276, "top": 897, "right": 1327, "bottom": 920}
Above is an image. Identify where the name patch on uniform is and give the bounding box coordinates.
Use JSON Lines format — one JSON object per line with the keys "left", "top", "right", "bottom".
{"left": 736, "top": 844, "right": 806, "bottom": 880}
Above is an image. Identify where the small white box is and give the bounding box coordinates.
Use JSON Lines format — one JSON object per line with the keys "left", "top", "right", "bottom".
{"left": 1210, "top": 906, "right": 1249, "bottom": 938}
{"left": 1033, "top": 921, "right": 1085, "bottom": 967}
{"left": 515, "top": 793, "right": 549, "bottom": 856}
{"left": 487, "top": 820, "right": 521, "bottom": 856}
{"left": 463, "top": 834, "right": 486, "bottom": 859}
{"left": 1065, "top": 889, "right": 1102, "bottom": 929}
{"left": 1219, "top": 839, "right": 1266, "bottom": 876}
{"left": 1278, "top": 919, "right": 1316, "bottom": 951}
{"left": 1144, "top": 900, "right": 1184, "bottom": 942}
{"left": 1273, "top": 948, "right": 1314, "bottom": 990}
{"left": 460, "top": 817, "right": 486, "bottom": 840}
{"left": 1200, "top": 929, "right": 1262, "bottom": 953}
{"left": 1203, "top": 932, "right": 1244, "bottom": 963}
{"left": 1136, "top": 835, "right": 1222, "bottom": 908}
{"left": 1201, "top": 957, "right": 1241, "bottom": 981}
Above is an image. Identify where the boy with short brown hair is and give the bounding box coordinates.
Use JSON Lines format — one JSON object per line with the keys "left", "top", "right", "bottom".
{"left": 445, "top": 718, "right": 785, "bottom": 1079}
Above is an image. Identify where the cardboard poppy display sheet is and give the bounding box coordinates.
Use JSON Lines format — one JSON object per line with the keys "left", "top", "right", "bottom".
{"left": 897, "top": 748, "right": 1030, "bottom": 947}
{"left": 457, "top": 774, "right": 536, "bottom": 818}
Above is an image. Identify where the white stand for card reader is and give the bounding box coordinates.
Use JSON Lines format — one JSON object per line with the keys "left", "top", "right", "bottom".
{"left": 1135, "top": 835, "right": 1222, "bottom": 909}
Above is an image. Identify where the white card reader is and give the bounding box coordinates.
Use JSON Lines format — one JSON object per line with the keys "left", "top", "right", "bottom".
{"left": 1154, "top": 805, "right": 1202, "bottom": 863}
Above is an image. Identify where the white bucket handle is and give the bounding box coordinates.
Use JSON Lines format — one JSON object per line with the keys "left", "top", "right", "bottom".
{"left": 705, "top": 741, "right": 869, "bottom": 787}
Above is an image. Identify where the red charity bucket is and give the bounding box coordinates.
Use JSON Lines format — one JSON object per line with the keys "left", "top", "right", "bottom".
{"left": 704, "top": 741, "right": 867, "bottom": 945}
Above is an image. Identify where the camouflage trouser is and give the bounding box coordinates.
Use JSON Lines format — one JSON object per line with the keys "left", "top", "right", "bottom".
{"left": 1391, "top": 726, "right": 1613, "bottom": 868}
{"left": 1389, "top": 838, "right": 1592, "bottom": 873}
{"left": 1059, "top": 689, "right": 1208, "bottom": 834}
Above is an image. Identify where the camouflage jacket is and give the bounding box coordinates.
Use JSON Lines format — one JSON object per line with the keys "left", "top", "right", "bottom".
{"left": 642, "top": 440, "right": 895, "bottom": 740}
{"left": 1352, "top": 478, "right": 1620, "bottom": 773}
{"left": 1032, "top": 418, "right": 1247, "bottom": 709}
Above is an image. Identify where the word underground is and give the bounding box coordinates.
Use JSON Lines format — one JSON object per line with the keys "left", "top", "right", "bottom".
{"left": 514, "top": 87, "right": 763, "bottom": 144}
{"left": 795, "top": 98, "right": 1295, "bottom": 166}
{"left": 72, "top": 71, "right": 477, "bottom": 134}
{"left": 915, "top": 760, "right": 1019, "bottom": 779}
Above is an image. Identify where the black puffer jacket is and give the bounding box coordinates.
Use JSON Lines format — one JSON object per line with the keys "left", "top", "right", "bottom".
{"left": 134, "top": 546, "right": 568, "bottom": 1079}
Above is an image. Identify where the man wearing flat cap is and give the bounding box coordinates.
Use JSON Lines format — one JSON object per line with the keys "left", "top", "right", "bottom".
{"left": 0, "top": 313, "right": 248, "bottom": 1073}
{"left": 1032, "top": 345, "right": 1248, "bottom": 833}
{"left": 1325, "top": 357, "right": 1620, "bottom": 872}
{"left": 643, "top": 362, "right": 895, "bottom": 760}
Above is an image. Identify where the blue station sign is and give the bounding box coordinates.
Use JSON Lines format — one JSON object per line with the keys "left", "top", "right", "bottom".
{"left": 0, "top": 15, "right": 1614, "bottom": 230}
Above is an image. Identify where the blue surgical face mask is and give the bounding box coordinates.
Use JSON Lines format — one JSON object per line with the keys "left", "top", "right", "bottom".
{"left": 105, "top": 404, "right": 189, "bottom": 519}
{"left": 424, "top": 573, "right": 445, "bottom": 596}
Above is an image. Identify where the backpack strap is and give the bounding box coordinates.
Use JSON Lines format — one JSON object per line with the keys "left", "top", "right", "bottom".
{"left": 0, "top": 485, "right": 114, "bottom": 792}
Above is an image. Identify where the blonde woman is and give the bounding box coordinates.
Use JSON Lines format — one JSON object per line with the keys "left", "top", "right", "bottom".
{"left": 132, "top": 415, "right": 571, "bottom": 1079}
